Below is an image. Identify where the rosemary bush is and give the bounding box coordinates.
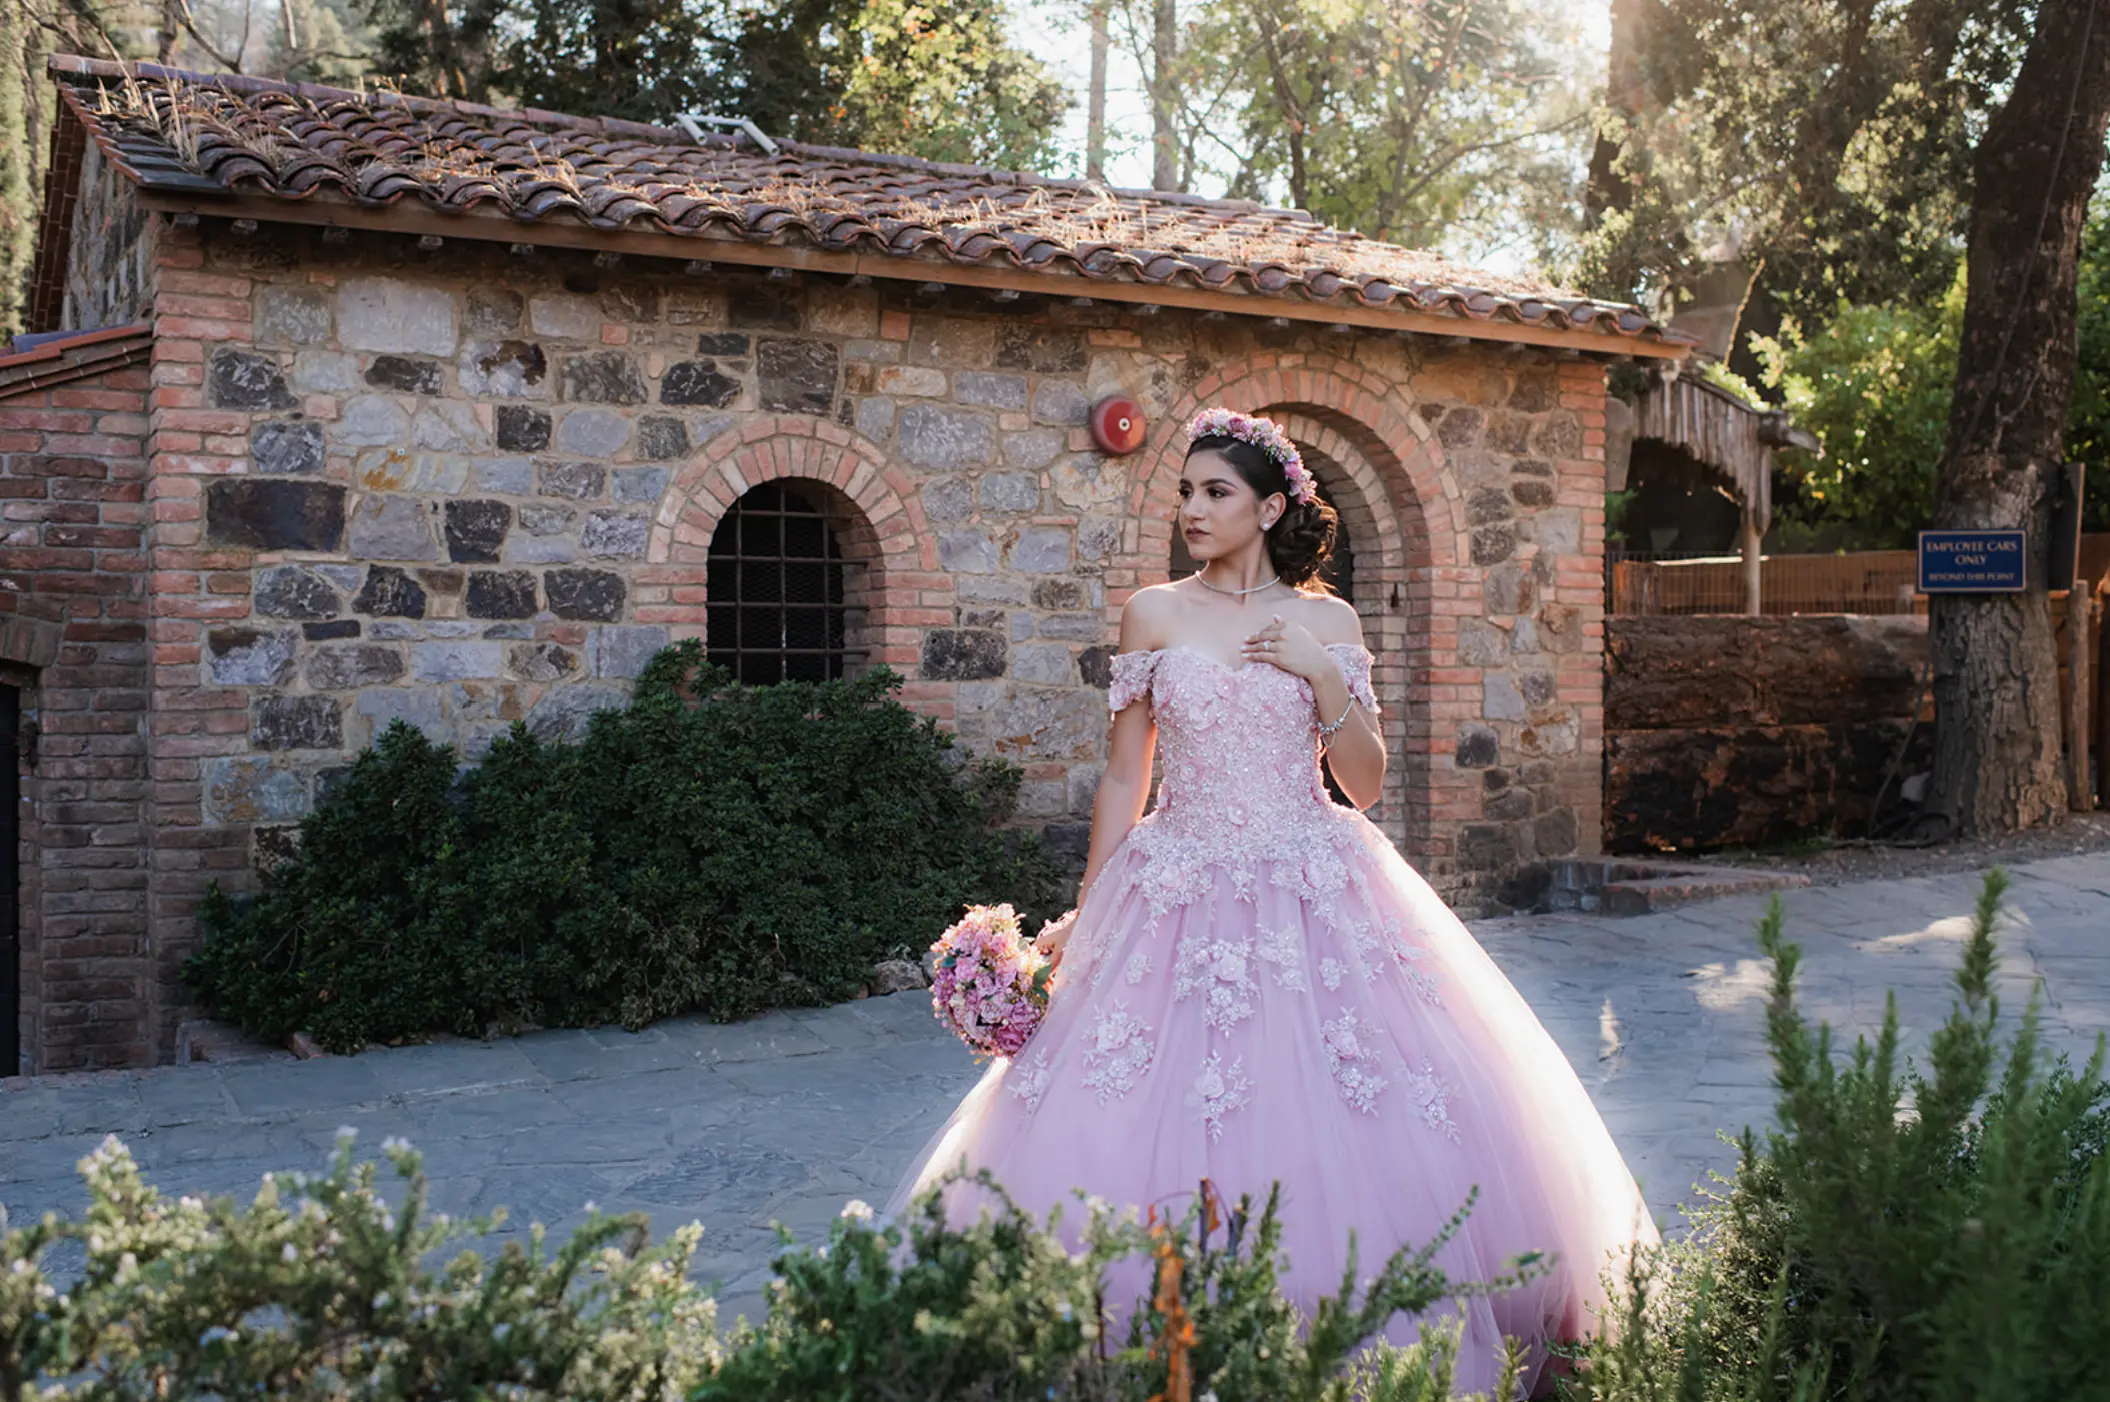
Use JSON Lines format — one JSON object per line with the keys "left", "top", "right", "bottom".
{"left": 1561, "top": 869, "right": 2110, "bottom": 1402}
{"left": 1, "top": 1143, "right": 1533, "bottom": 1402}
{"left": 0, "top": 1136, "right": 719, "bottom": 1401}
{"left": 182, "top": 641, "right": 1066, "bottom": 1052}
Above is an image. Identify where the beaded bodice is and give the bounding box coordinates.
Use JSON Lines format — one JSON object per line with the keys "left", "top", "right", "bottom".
{"left": 1106, "top": 643, "right": 1381, "bottom": 840}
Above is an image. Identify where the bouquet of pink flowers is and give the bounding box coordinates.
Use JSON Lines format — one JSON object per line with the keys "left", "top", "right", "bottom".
{"left": 929, "top": 903, "right": 1054, "bottom": 1060}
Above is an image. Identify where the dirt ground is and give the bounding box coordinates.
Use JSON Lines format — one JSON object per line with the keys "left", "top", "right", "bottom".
{"left": 1690, "top": 811, "right": 2110, "bottom": 887}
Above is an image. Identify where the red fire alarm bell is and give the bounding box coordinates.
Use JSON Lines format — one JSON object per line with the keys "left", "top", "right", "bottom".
{"left": 1090, "top": 395, "right": 1146, "bottom": 455}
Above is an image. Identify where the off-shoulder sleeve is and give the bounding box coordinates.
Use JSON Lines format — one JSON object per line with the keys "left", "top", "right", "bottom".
{"left": 1107, "top": 649, "right": 1158, "bottom": 715}
{"left": 1327, "top": 643, "right": 1381, "bottom": 717}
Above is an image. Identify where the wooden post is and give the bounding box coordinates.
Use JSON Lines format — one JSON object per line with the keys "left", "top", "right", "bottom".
{"left": 2098, "top": 580, "right": 2110, "bottom": 808}
{"left": 1739, "top": 510, "right": 1763, "bottom": 616}
{"left": 2070, "top": 586, "right": 2094, "bottom": 812}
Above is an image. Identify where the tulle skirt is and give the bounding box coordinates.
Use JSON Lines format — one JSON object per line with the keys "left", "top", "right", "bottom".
{"left": 887, "top": 808, "right": 1657, "bottom": 1396}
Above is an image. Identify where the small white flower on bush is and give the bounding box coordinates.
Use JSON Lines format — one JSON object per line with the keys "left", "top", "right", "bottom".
{"left": 839, "top": 1199, "right": 875, "bottom": 1222}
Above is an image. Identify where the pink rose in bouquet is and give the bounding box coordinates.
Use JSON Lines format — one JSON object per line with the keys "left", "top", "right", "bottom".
{"left": 929, "top": 903, "right": 1055, "bottom": 1060}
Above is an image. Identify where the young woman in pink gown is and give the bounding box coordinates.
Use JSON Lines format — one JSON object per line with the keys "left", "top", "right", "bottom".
{"left": 887, "top": 409, "right": 1656, "bottom": 1396}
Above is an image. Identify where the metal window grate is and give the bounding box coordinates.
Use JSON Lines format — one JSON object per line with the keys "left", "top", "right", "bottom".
{"left": 705, "top": 481, "right": 861, "bottom": 684}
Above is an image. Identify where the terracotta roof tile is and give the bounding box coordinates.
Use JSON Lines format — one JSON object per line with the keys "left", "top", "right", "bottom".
{"left": 47, "top": 55, "right": 1687, "bottom": 347}
{"left": 0, "top": 321, "right": 153, "bottom": 397}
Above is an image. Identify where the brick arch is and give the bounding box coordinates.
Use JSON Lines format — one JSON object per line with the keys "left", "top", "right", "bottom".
{"left": 1112, "top": 356, "right": 1470, "bottom": 865}
{"left": 645, "top": 415, "right": 935, "bottom": 676}
{"left": 1122, "top": 355, "right": 1467, "bottom": 567}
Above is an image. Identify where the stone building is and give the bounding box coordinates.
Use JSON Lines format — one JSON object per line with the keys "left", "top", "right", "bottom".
{"left": 3, "top": 55, "right": 1690, "bottom": 1073}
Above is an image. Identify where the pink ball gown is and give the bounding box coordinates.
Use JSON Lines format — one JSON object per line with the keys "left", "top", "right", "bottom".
{"left": 888, "top": 642, "right": 1657, "bottom": 1396}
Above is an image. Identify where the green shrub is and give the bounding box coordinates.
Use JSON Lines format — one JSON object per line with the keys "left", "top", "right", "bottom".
{"left": 1561, "top": 869, "right": 2110, "bottom": 1402}
{"left": 707, "top": 1176, "right": 1539, "bottom": 1402}
{"left": 1, "top": 1141, "right": 1538, "bottom": 1402}
{"left": 183, "top": 642, "right": 1066, "bottom": 1052}
{"left": 0, "top": 1135, "right": 720, "bottom": 1401}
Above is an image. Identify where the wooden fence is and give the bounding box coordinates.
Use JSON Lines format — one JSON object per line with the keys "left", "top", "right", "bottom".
{"left": 1610, "top": 535, "right": 2110, "bottom": 618}
{"left": 1608, "top": 550, "right": 1921, "bottom": 615}
{"left": 2054, "top": 582, "right": 2106, "bottom": 812}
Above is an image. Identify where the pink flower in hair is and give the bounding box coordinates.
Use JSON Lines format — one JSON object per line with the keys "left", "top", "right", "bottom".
{"left": 1187, "top": 408, "right": 1316, "bottom": 505}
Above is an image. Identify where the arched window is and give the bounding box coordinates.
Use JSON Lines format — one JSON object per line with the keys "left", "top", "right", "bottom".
{"left": 705, "top": 481, "right": 860, "bottom": 684}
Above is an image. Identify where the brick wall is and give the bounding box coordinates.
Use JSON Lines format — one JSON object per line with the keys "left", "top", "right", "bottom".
{"left": 1, "top": 349, "right": 154, "bottom": 1072}
{"left": 21, "top": 209, "right": 1618, "bottom": 1064}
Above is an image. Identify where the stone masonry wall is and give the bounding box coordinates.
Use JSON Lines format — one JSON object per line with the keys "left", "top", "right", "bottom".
{"left": 62, "top": 142, "right": 155, "bottom": 335}
{"left": 35, "top": 210, "right": 1614, "bottom": 1064}
{"left": 1, "top": 351, "right": 154, "bottom": 1072}
{"left": 1604, "top": 614, "right": 1931, "bottom": 853}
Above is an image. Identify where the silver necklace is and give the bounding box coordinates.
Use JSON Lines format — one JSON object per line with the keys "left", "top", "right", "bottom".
{"left": 1192, "top": 564, "right": 1280, "bottom": 597}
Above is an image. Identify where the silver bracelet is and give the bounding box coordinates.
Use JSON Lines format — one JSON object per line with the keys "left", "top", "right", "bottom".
{"left": 1315, "top": 695, "right": 1357, "bottom": 744}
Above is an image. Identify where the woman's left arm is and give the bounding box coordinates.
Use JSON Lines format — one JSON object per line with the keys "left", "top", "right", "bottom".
{"left": 1242, "top": 608, "right": 1387, "bottom": 809}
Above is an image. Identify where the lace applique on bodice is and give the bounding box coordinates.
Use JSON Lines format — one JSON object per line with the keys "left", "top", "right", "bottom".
{"left": 1106, "top": 644, "right": 1379, "bottom": 837}
{"left": 1075, "top": 644, "right": 1418, "bottom": 992}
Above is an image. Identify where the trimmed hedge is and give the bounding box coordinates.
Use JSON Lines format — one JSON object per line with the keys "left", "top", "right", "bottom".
{"left": 183, "top": 642, "right": 1067, "bottom": 1052}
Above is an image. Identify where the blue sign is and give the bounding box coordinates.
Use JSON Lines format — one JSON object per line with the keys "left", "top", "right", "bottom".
{"left": 1918, "top": 530, "right": 2027, "bottom": 593}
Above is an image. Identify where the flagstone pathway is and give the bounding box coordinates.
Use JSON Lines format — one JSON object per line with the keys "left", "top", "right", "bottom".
{"left": 5, "top": 853, "right": 2107, "bottom": 1327}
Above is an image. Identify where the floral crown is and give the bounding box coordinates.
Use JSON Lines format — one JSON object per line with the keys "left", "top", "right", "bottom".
{"left": 1186, "top": 408, "right": 1316, "bottom": 506}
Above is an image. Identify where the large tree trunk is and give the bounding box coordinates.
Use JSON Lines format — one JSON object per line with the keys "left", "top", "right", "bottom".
{"left": 1086, "top": 0, "right": 1108, "bottom": 181}
{"left": 1927, "top": 0, "right": 2110, "bottom": 837}
{"left": 1583, "top": 0, "right": 1652, "bottom": 230}
{"left": 1151, "top": 0, "right": 1177, "bottom": 190}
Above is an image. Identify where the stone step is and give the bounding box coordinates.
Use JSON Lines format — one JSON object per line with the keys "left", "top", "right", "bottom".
{"left": 1545, "top": 860, "right": 1811, "bottom": 916}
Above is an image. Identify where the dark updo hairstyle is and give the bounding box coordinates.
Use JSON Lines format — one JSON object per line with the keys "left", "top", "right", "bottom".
{"left": 1186, "top": 433, "right": 1340, "bottom": 590}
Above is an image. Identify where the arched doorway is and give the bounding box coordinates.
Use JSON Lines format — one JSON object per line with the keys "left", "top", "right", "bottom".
{"left": 1122, "top": 363, "right": 1460, "bottom": 870}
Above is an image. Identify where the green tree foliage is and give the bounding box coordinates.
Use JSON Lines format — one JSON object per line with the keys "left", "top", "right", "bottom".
{"left": 1560, "top": 871, "right": 2110, "bottom": 1402}
{"left": 1749, "top": 186, "right": 2110, "bottom": 545}
{"left": 829, "top": 0, "right": 1071, "bottom": 170}
{"left": 1751, "top": 275, "right": 1964, "bottom": 548}
{"left": 359, "top": 0, "right": 1069, "bottom": 164}
{"left": 183, "top": 641, "right": 1066, "bottom": 1052}
{"left": 1201, "top": 0, "right": 1589, "bottom": 255}
{"left": 1577, "top": 0, "right": 2035, "bottom": 323}
{"left": 1088, "top": 0, "right": 1589, "bottom": 259}
{"left": 498, "top": 0, "right": 712, "bottom": 123}
{"left": 2073, "top": 192, "right": 2110, "bottom": 531}
{"left": 361, "top": 0, "right": 509, "bottom": 100}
